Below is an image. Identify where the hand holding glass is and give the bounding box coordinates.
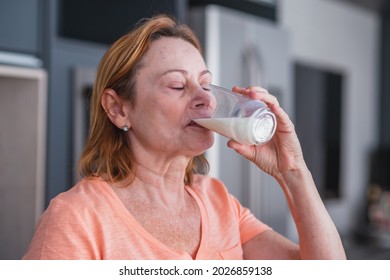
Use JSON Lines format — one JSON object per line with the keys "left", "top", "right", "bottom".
{"left": 192, "top": 84, "right": 277, "bottom": 145}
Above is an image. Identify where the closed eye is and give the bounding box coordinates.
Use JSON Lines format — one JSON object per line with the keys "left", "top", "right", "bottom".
{"left": 202, "top": 85, "right": 211, "bottom": 91}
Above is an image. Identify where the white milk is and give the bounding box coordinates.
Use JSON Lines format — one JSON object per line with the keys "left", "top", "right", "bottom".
{"left": 194, "top": 115, "right": 275, "bottom": 145}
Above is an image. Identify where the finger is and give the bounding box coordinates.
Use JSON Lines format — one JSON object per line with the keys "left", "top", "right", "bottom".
{"left": 232, "top": 85, "right": 268, "bottom": 96}
{"left": 233, "top": 85, "right": 280, "bottom": 107}
{"left": 270, "top": 104, "right": 295, "bottom": 133}
{"left": 232, "top": 86, "right": 246, "bottom": 94}
{"left": 245, "top": 87, "right": 280, "bottom": 107}
{"left": 227, "top": 139, "right": 256, "bottom": 161}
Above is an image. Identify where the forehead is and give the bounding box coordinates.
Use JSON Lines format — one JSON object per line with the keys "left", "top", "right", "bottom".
{"left": 141, "top": 37, "right": 205, "bottom": 69}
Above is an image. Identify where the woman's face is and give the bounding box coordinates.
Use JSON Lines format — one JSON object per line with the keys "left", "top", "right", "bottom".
{"left": 127, "top": 37, "right": 215, "bottom": 158}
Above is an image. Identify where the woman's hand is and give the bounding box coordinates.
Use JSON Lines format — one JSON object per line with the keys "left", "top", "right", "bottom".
{"left": 227, "top": 86, "right": 305, "bottom": 179}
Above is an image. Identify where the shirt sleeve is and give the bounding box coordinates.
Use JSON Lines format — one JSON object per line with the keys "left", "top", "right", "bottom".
{"left": 229, "top": 194, "right": 272, "bottom": 245}
{"left": 22, "top": 198, "right": 100, "bottom": 260}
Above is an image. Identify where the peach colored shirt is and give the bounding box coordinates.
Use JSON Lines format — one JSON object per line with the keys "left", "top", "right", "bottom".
{"left": 23, "top": 175, "right": 270, "bottom": 260}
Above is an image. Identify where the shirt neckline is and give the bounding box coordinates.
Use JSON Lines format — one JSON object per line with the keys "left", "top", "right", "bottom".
{"left": 100, "top": 179, "right": 209, "bottom": 260}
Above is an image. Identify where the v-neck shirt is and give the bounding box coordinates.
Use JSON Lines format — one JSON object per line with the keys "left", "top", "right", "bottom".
{"left": 23, "top": 175, "right": 270, "bottom": 260}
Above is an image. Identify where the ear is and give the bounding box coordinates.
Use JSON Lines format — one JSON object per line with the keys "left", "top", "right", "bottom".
{"left": 101, "top": 88, "right": 131, "bottom": 130}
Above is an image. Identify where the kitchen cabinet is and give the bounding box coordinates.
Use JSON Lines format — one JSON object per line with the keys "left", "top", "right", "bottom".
{"left": 0, "top": 0, "right": 42, "bottom": 57}
{"left": 0, "top": 65, "right": 47, "bottom": 259}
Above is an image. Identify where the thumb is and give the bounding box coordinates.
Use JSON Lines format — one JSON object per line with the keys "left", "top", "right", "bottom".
{"left": 227, "top": 140, "right": 255, "bottom": 162}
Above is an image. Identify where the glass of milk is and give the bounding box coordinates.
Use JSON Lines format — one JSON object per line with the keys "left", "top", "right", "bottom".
{"left": 193, "top": 84, "right": 277, "bottom": 145}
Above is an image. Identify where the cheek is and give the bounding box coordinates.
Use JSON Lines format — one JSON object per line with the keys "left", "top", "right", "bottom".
{"left": 157, "top": 97, "right": 187, "bottom": 121}
{"left": 132, "top": 90, "right": 187, "bottom": 131}
{"left": 144, "top": 105, "right": 184, "bottom": 133}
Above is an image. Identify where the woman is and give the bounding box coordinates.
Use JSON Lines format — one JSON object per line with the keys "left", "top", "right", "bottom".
{"left": 23, "top": 15, "right": 346, "bottom": 260}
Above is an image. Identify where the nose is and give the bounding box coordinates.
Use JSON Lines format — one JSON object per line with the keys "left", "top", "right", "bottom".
{"left": 190, "top": 87, "right": 216, "bottom": 117}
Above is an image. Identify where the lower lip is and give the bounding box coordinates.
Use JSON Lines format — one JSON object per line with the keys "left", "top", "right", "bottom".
{"left": 189, "top": 123, "right": 201, "bottom": 127}
{"left": 188, "top": 122, "right": 204, "bottom": 128}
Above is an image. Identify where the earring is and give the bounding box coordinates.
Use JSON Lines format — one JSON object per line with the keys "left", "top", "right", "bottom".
{"left": 122, "top": 125, "right": 129, "bottom": 132}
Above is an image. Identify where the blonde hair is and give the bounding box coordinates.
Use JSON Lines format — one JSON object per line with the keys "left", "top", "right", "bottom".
{"left": 78, "top": 15, "right": 209, "bottom": 185}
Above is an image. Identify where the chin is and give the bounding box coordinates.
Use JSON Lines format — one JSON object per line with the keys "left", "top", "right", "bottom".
{"left": 197, "top": 134, "right": 215, "bottom": 152}
{"left": 187, "top": 135, "right": 213, "bottom": 155}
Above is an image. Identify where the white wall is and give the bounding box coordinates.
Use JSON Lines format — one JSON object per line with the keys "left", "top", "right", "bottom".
{"left": 279, "top": 0, "right": 380, "bottom": 237}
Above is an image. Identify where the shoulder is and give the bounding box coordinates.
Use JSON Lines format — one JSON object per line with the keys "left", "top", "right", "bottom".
{"left": 23, "top": 178, "right": 110, "bottom": 260}
{"left": 33, "top": 177, "right": 116, "bottom": 238}
{"left": 45, "top": 177, "right": 115, "bottom": 218}
{"left": 54, "top": 177, "right": 111, "bottom": 206}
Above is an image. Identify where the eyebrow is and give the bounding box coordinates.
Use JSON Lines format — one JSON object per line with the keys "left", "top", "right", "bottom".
{"left": 161, "top": 69, "right": 212, "bottom": 78}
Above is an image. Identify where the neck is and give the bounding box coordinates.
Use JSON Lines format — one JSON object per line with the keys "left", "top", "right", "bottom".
{"left": 118, "top": 156, "right": 191, "bottom": 208}
{"left": 135, "top": 159, "right": 187, "bottom": 189}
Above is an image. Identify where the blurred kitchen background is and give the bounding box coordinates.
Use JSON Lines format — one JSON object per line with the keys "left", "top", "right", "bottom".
{"left": 1, "top": 0, "right": 390, "bottom": 260}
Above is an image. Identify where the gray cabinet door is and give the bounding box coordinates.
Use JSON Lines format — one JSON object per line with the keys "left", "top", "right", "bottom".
{"left": 0, "top": 0, "right": 41, "bottom": 55}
